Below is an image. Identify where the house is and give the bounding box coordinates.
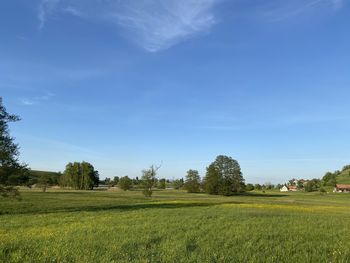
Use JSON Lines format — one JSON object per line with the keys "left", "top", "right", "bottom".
{"left": 288, "top": 185, "right": 298, "bottom": 192}
{"left": 334, "top": 184, "right": 350, "bottom": 193}
{"left": 280, "top": 185, "right": 288, "bottom": 192}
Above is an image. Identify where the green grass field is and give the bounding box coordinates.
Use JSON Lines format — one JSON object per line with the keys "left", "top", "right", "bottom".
{"left": 1, "top": 189, "right": 350, "bottom": 263}
{"left": 336, "top": 169, "right": 350, "bottom": 184}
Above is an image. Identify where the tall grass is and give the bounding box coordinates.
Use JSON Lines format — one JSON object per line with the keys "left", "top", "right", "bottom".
{"left": 1, "top": 189, "right": 350, "bottom": 262}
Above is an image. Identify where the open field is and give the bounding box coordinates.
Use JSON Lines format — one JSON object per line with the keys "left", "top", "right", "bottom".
{"left": 1, "top": 189, "right": 350, "bottom": 263}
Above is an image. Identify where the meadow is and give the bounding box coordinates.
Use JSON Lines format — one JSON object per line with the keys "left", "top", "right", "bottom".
{"left": 1, "top": 189, "right": 350, "bottom": 263}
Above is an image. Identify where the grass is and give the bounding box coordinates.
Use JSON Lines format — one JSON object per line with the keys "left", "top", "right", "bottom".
{"left": 336, "top": 169, "right": 350, "bottom": 184}
{"left": 1, "top": 189, "right": 350, "bottom": 262}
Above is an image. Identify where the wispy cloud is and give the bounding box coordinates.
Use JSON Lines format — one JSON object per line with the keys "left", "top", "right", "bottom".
{"left": 38, "top": 0, "right": 60, "bottom": 30}
{"left": 20, "top": 98, "right": 35, "bottom": 106}
{"left": 20, "top": 91, "right": 55, "bottom": 106}
{"left": 261, "top": 0, "right": 345, "bottom": 22}
{"left": 62, "top": 6, "right": 84, "bottom": 18}
{"left": 111, "top": 0, "right": 220, "bottom": 52}
{"left": 37, "top": 0, "right": 221, "bottom": 52}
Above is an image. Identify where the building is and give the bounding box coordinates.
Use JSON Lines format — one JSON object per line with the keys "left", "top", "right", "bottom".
{"left": 280, "top": 185, "right": 288, "bottom": 192}
{"left": 288, "top": 185, "right": 298, "bottom": 192}
{"left": 334, "top": 184, "right": 350, "bottom": 193}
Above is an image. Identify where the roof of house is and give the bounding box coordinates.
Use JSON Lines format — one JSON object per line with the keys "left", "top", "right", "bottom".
{"left": 288, "top": 185, "right": 297, "bottom": 190}
{"left": 336, "top": 184, "right": 350, "bottom": 189}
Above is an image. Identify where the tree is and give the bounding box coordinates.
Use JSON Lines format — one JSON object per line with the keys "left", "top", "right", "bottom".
{"left": 173, "top": 178, "right": 184, "bottom": 189}
{"left": 203, "top": 155, "right": 245, "bottom": 196}
{"left": 254, "top": 184, "right": 262, "bottom": 190}
{"left": 59, "top": 161, "right": 99, "bottom": 190}
{"left": 322, "top": 172, "right": 337, "bottom": 187}
{"left": 141, "top": 165, "right": 160, "bottom": 197}
{"left": 0, "top": 97, "right": 28, "bottom": 197}
{"left": 245, "top": 183, "right": 254, "bottom": 191}
{"left": 112, "top": 176, "right": 120, "bottom": 186}
{"left": 37, "top": 173, "right": 51, "bottom": 192}
{"left": 0, "top": 185, "right": 21, "bottom": 199}
{"left": 203, "top": 164, "right": 221, "bottom": 194}
{"left": 184, "top": 169, "right": 201, "bottom": 193}
{"left": 118, "top": 176, "right": 132, "bottom": 190}
{"left": 158, "top": 178, "right": 166, "bottom": 189}
{"left": 305, "top": 179, "right": 321, "bottom": 192}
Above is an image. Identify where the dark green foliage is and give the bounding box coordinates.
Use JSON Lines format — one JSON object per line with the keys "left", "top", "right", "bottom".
{"left": 158, "top": 178, "right": 166, "bottom": 189}
{"left": 173, "top": 178, "right": 184, "bottom": 189}
{"left": 184, "top": 169, "right": 201, "bottom": 193}
{"left": 204, "top": 164, "right": 220, "bottom": 194}
{"left": 322, "top": 172, "right": 337, "bottom": 186}
{"left": 132, "top": 177, "right": 140, "bottom": 186}
{"left": 0, "top": 97, "right": 28, "bottom": 186}
{"left": 319, "top": 187, "right": 327, "bottom": 194}
{"left": 141, "top": 165, "right": 159, "bottom": 197}
{"left": 245, "top": 184, "right": 254, "bottom": 191}
{"left": 59, "top": 162, "right": 99, "bottom": 190}
{"left": 118, "top": 176, "right": 132, "bottom": 191}
{"left": 254, "top": 184, "right": 262, "bottom": 190}
{"left": 305, "top": 179, "right": 321, "bottom": 192}
{"left": 37, "top": 173, "right": 51, "bottom": 192}
{"left": 342, "top": 165, "right": 350, "bottom": 172}
{"left": 28, "top": 170, "right": 61, "bottom": 187}
{"left": 204, "top": 155, "right": 245, "bottom": 196}
{"left": 0, "top": 185, "right": 21, "bottom": 199}
{"left": 113, "top": 176, "right": 120, "bottom": 185}
{"left": 296, "top": 180, "right": 304, "bottom": 189}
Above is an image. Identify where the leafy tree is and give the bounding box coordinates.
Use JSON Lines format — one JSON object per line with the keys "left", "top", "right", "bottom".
{"left": 133, "top": 176, "right": 140, "bottom": 186}
{"left": 322, "top": 172, "right": 337, "bottom": 187}
{"left": 184, "top": 169, "right": 201, "bottom": 193}
{"left": 245, "top": 183, "right": 254, "bottom": 191}
{"left": 60, "top": 162, "right": 99, "bottom": 190}
{"left": 0, "top": 185, "right": 21, "bottom": 199}
{"left": 0, "top": 97, "right": 28, "bottom": 197}
{"left": 158, "top": 178, "right": 166, "bottom": 189}
{"left": 203, "top": 164, "right": 221, "bottom": 194}
{"left": 305, "top": 179, "right": 321, "bottom": 192}
{"left": 104, "top": 177, "right": 111, "bottom": 185}
{"left": 141, "top": 165, "right": 160, "bottom": 197}
{"left": 112, "top": 176, "right": 120, "bottom": 186}
{"left": 37, "top": 173, "right": 51, "bottom": 192}
{"left": 296, "top": 180, "right": 304, "bottom": 189}
{"left": 173, "top": 178, "right": 184, "bottom": 189}
{"left": 118, "top": 176, "right": 132, "bottom": 191}
{"left": 203, "top": 155, "right": 245, "bottom": 196}
{"left": 254, "top": 184, "right": 262, "bottom": 190}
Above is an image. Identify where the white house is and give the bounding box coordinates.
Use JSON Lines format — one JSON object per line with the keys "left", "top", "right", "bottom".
{"left": 280, "top": 185, "right": 288, "bottom": 192}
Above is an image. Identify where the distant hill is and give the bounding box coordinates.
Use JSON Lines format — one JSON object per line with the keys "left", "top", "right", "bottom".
{"left": 336, "top": 168, "right": 350, "bottom": 184}
{"left": 28, "top": 170, "right": 61, "bottom": 185}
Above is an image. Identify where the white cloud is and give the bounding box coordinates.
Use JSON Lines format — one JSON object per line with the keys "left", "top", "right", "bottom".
{"left": 261, "top": 0, "right": 345, "bottom": 21}
{"left": 38, "top": 0, "right": 60, "bottom": 30}
{"left": 19, "top": 91, "right": 56, "bottom": 106}
{"left": 62, "top": 6, "right": 84, "bottom": 17}
{"left": 110, "top": 0, "right": 220, "bottom": 52}
{"left": 37, "top": 0, "right": 221, "bottom": 52}
{"left": 20, "top": 98, "right": 35, "bottom": 106}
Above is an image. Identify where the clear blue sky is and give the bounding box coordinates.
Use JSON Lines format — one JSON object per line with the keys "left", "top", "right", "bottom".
{"left": 1, "top": 0, "right": 349, "bottom": 183}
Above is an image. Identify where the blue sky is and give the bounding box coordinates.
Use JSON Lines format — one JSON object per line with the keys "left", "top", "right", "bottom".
{"left": 1, "top": 0, "right": 349, "bottom": 183}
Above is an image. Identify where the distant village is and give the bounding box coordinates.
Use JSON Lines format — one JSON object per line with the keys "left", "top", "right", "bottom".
{"left": 280, "top": 178, "right": 350, "bottom": 193}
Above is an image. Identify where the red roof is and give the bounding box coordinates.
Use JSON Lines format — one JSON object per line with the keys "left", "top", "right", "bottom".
{"left": 336, "top": 184, "right": 350, "bottom": 189}
{"left": 288, "top": 185, "right": 297, "bottom": 190}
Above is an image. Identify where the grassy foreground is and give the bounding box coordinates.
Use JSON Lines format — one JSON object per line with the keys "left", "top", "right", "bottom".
{"left": 1, "top": 189, "right": 350, "bottom": 263}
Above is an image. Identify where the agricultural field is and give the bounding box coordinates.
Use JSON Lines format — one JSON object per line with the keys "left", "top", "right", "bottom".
{"left": 1, "top": 189, "right": 350, "bottom": 263}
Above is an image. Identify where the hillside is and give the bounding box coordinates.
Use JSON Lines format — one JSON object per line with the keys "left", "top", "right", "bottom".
{"left": 336, "top": 169, "right": 350, "bottom": 184}
{"left": 28, "top": 170, "right": 61, "bottom": 185}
